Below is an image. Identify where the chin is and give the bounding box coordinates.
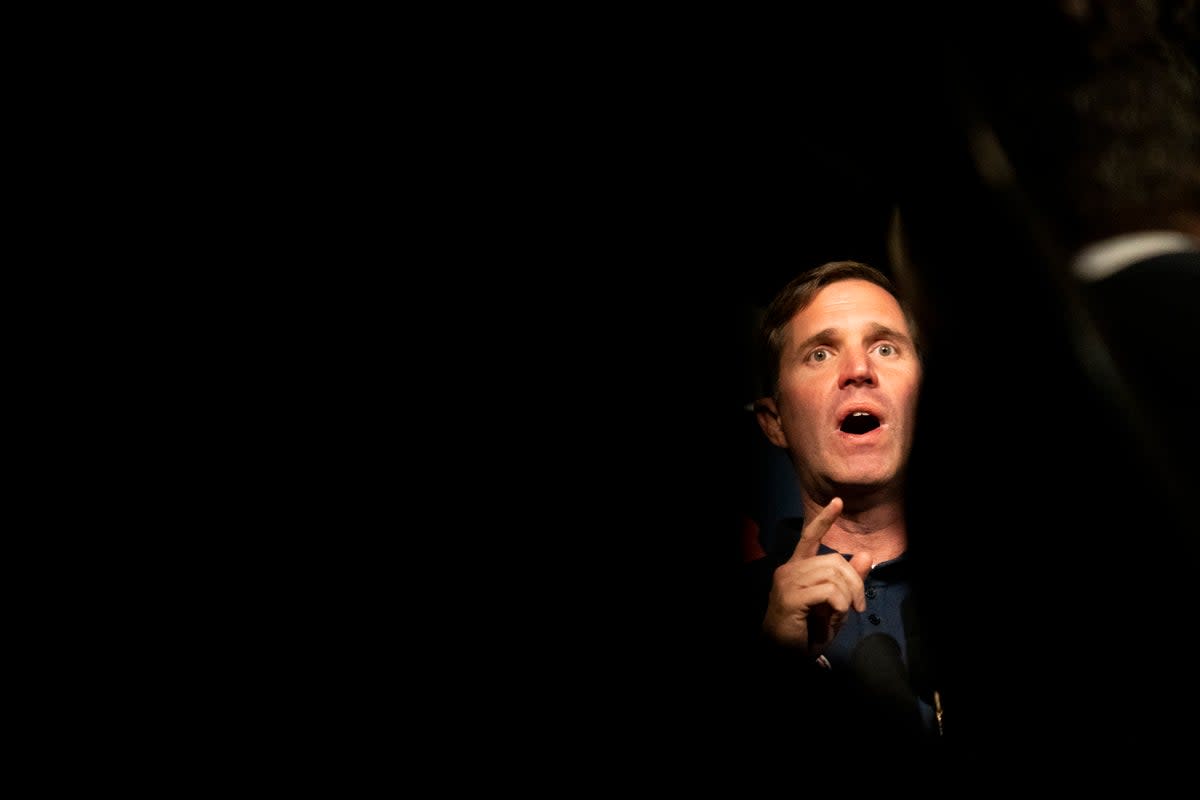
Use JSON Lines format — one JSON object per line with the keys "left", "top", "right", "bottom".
{"left": 837, "top": 461, "right": 894, "bottom": 484}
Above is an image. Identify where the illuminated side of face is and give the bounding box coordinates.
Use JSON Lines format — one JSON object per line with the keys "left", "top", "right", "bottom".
{"left": 758, "top": 279, "right": 922, "bottom": 500}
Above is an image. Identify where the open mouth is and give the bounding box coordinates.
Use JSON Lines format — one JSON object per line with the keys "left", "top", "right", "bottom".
{"left": 840, "top": 411, "right": 881, "bottom": 435}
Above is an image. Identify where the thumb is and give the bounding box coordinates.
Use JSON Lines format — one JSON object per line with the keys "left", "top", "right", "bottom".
{"left": 848, "top": 550, "right": 873, "bottom": 580}
{"left": 847, "top": 551, "right": 873, "bottom": 612}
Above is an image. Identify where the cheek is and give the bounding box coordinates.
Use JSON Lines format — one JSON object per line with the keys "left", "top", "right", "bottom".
{"left": 780, "top": 378, "right": 821, "bottom": 406}
{"left": 783, "top": 411, "right": 821, "bottom": 450}
{"left": 900, "top": 385, "right": 922, "bottom": 426}
{"left": 780, "top": 392, "right": 820, "bottom": 431}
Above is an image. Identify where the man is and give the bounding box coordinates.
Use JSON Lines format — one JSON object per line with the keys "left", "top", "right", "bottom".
{"left": 741, "top": 260, "right": 940, "bottom": 749}
{"left": 879, "top": 4, "right": 1198, "bottom": 773}
{"left": 957, "top": 1, "right": 1200, "bottom": 507}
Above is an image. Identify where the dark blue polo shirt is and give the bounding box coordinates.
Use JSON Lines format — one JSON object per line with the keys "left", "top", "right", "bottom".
{"left": 769, "top": 517, "right": 940, "bottom": 735}
{"left": 817, "top": 547, "right": 938, "bottom": 734}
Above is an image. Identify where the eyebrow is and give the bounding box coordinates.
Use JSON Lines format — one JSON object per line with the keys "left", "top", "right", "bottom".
{"left": 793, "top": 327, "right": 839, "bottom": 355}
{"left": 864, "top": 322, "right": 914, "bottom": 349}
{"left": 793, "top": 323, "right": 914, "bottom": 354}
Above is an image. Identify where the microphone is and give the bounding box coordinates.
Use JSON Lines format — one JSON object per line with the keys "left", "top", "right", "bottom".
{"left": 849, "top": 633, "right": 924, "bottom": 733}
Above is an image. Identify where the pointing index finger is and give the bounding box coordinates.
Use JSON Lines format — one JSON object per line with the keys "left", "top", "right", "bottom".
{"left": 789, "top": 497, "right": 843, "bottom": 562}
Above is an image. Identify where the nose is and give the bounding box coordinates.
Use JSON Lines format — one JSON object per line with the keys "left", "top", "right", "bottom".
{"left": 839, "top": 348, "right": 876, "bottom": 388}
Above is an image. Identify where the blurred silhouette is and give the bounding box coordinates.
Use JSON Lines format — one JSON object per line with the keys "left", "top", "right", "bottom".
{"left": 882, "top": 0, "right": 1199, "bottom": 779}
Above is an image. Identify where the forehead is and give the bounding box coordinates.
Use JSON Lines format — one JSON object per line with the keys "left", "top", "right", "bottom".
{"left": 793, "top": 279, "right": 907, "bottom": 331}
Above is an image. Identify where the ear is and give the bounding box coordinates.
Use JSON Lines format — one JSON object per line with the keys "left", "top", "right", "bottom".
{"left": 754, "top": 397, "right": 788, "bottom": 449}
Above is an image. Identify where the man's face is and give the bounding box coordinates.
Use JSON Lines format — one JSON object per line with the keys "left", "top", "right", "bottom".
{"left": 761, "top": 279, "right": 922, "bottom": 498}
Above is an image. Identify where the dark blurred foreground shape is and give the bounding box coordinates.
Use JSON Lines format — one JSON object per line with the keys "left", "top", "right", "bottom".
{"left": 882, "top": 0, "right": 1200, "bottom": 778}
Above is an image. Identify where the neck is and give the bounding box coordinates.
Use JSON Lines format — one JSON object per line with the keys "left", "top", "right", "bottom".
{"left": 1165, "top": 211, "right": 1200, "bottom": 240}
{"left": 803, "top": 493, "right": 908, "bottom": 564}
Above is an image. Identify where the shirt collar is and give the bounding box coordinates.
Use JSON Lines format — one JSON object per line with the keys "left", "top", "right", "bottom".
{"left": 1072, "top": 231, "right": 1200, "bottom": 283}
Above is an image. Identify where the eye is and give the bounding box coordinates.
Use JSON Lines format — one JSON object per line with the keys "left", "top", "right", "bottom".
{"left": 810, "top": 348, "right": 830, "bottom": 363}
{"left": 876, "top": 344, "right": 896, "bottom": 357}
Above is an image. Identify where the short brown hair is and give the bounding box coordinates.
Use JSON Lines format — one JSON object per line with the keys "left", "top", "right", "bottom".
{"left": 757, "top": 261, "right": 921, "bottom": 399}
